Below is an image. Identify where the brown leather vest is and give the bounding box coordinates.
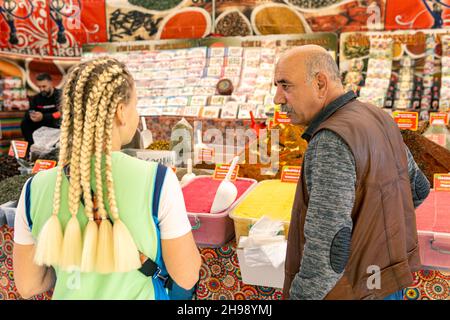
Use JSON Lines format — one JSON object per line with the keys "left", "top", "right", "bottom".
{"left": 283, "top": 99, "right": 422, "bottom": 300}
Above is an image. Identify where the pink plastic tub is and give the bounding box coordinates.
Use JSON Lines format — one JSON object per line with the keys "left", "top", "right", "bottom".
{"left": 182, "top": 175, "right": 257, "bottom": 247}
{"left": 415, "top": 190, "right": 450, "bottom": 270}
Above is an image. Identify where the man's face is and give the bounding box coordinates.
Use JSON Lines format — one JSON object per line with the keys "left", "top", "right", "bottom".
{"left": 273, "top": 58, "right": 322, "bottom": 126}
{"left": 37, "top": 80, "right": 53, "bottom": 97}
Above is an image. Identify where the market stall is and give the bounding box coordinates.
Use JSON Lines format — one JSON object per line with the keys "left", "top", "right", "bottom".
{"left": 1, "top": 0, "right": 450, "bottom": 302}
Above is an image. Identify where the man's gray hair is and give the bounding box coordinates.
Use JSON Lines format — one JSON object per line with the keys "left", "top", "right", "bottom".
{"left": 305, "top": 52, "right": 341, "bottom": 83}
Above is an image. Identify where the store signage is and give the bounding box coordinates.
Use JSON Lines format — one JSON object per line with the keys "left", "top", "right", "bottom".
{"left": 426, "top": 134, "right": 447, "bottom": 147}
{"left": 274, "top": 112, "right": 291, "bottom": 125}
{"left": 213, "top": 163, "right": 240, "bottom": 182}
{"left": 434, "top": 174, "right": 450, "bottom": 192}
{"left": 392, "top": 111, "right": 418, "bottom": 131}
{"left": 32, "top": 160, "right": 57, "bottom": 174}
{"left": 8, "top": 140, "right": 28, "bottom": 158}
{"left": 201, "top": 148, "right": 215, "bottom": 162}
{"left": 281, "top": 166, "right": 302, "bottom": 183}
{"left": 429, "top": 112, "right": 449, "bottom": 126}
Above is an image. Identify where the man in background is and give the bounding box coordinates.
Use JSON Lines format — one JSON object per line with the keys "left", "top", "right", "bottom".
{"left": 20, "top": 73, "right": 62, "bottom": 146}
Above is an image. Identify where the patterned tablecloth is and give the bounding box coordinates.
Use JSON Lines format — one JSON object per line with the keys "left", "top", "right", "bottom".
{"left": 1, "top": 225, "right": 449, "bottom": 300}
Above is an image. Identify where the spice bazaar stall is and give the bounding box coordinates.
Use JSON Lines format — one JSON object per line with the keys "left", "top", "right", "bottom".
{"left": 2, "top": 0, "right": 450, "bottom": 301}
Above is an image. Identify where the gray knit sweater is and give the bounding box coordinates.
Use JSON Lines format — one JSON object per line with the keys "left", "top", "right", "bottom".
{"left": 289, "top": 129, "right": 430, "bottom": 300}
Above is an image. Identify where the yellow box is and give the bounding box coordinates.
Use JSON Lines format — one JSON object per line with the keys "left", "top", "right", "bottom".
{"left": 229, "top": 179, "right": 297, "bottom": 243}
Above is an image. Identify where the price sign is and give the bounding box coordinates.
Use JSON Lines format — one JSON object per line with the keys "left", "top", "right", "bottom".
{"left": 434, "top": 174, "right": 450, "bottom": 192}
{"left": 281, "top": 166, "right": 301, "bottom": 183}
{"left": 213, "top": 163, "right": 239, "bottom": 182}
{"left": 8, "top": 140, "right": 28, "bottom": 158}
{"left": 32, "top": 160, "right": 57, "bottom": 174}
{"left": 393, "top": 111, "right": 418, "bottom": 131}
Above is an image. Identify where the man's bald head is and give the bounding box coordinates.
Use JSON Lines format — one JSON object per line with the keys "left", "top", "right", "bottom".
{"left": 273, "top": 45, "right": 345, "bottom": 126}
{"left": 278, "top": 45, "right": 341, "bottom": 83}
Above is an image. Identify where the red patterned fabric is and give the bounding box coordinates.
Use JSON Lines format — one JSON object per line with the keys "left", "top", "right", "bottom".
{"left": 1, "top": 225, "right": 448, "bottom": 300}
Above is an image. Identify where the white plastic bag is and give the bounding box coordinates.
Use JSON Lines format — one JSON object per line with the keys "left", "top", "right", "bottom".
{"left": 239, "top": 216, "right": 287, "bottom": 268}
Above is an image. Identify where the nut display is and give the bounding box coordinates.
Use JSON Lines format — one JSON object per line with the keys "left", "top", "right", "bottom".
{"left": 148, "top": 140, "right": 171, "bottom": 150}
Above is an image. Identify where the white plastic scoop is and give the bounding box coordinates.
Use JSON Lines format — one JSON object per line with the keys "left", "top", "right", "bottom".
{"left": 140, "top": 117, "right": 153, "bottom": 149}
{"left": 210, "top": 156, "right": 240, "bottom": 214}
{"left": 181, "top": 158, "right": 196, "bottom": 187}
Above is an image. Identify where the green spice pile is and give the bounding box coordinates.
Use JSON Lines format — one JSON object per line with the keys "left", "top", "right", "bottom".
{"left": 0, "top": 174, "right": 33, "bottom": 204}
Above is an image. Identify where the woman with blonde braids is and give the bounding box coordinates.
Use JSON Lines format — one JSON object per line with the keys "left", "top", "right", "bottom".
{"left": 12, "top": 58, "right": 201, "bottom": 299}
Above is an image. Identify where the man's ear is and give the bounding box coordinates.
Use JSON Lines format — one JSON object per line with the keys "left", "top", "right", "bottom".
{"left": 316, "top": 72, "right": 328, "bottom": 98}
{"left": 115, "top": 103, "right": 126, "bottom": 126}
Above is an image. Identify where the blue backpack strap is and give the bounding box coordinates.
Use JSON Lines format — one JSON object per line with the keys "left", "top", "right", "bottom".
{"left": 25, "top": 176, "right": 34, "bottom": 230}
{"left": 152, "top": 163, "right": 167, "bottom": 220}
{"left": 149, "top": 163, "right": 169, "bottom": 300}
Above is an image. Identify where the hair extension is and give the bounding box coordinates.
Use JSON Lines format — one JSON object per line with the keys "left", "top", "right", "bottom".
{"left": 36, "top": 57, "right": 141, "bottom": 274}
{"left": 79, "top": 62, "right": 123, "bottom": 272}
{"left": 104, "top": 88, "right": 141, "bottom": 273}
{"left": 34, "top": 65, "right": 81, "bottom": 267}
{"left": 59, "top": 59, "right": 110, "bottom": 270}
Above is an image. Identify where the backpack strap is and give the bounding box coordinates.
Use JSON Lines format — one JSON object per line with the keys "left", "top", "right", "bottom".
{"left": 138, "top": 164, "right": 173, "bottom": 289}
{"left": 25, "top": 176, "right": 34, "bottom": 230}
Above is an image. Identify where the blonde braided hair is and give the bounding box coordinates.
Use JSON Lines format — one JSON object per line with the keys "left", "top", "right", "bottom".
{"left": 78, "top": 62, "right": 124, "bottom": 272}
{"left": 34, "top": 64, "right": 81, "bottom": 267}
{"left": 34, "top": 58, "right": 140, "bottom": 273}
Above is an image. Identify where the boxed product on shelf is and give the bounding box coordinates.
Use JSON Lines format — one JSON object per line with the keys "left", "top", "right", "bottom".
{"left": 209, "top": 95, "right": 229, "bottom": 106}
{"left": 194, "top": 87, "right": 217, "bottom": 96}
{"left": 209, "top": 47, "right": 227, "bottom": 58}
{"left": 167, "top": 96, "right": 190, "bottom": 107}
{"left": 186, "top": 68, "right": 204, "bottom": 78}
{"left": 208, "top": 57, "right": 225, "bottom": 67}
{"left": 187, "top": 47, "right": 208, "bottom": 58}
{"left": 190, "top": 95, "right": 209, "bottom": 106}
{"left": 183, "top": 106, "right": 203, "bottom": 117}
{"left": 139, "top": 107, "right": 163, "bottom": 116}
{"left": 221, "top": 102, "right": 239, "bottom": 119}
{"left": 202, "top": 106, "right": 221, "bottom": 119}
{"left": 182, "top": 175, "right": 257, "bottom": 247}
{"left": 162, "top": 106, "right": 184, "bottom": 116}
{"left": 227, "top": 47, "right": 243, "bottom": 57}
{"left": 229, "top": 179, "right": 297, "bottom": 243}
{"left": 205, "top": 66, "right": 223, "bottom": 78}
{"left": 226, "top": 56, "right": 243, "bottom": 67}
{"left": 238, "top": 103, "right": 257, "bottom": 119}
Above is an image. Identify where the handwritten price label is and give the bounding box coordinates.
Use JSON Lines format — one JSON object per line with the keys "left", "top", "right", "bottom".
{"left": 393, "top": 111, "right": 418, "bottom": 131}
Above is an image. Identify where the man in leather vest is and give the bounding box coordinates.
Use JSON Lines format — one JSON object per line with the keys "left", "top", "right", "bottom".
{"left": 274, "top": 46, "right": 430, "bottom": 300}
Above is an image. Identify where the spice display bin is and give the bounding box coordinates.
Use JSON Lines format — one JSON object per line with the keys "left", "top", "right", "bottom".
{"left": 182, "top": 175, "right": 257, "bottom": 247}
{"left": 229, "top": 179, "right": 297, "bottom": 243}
{"left": 416, "top": 190, "right": 450, "bottom": 270}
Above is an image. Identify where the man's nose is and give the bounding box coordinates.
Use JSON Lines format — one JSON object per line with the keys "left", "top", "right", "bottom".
{"left": 273, "top": 86, "right": 286, "bottom": 105}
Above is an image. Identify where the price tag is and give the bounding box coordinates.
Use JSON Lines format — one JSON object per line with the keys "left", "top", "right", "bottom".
{"left": 32, "top": 160, "right": 57, "bottom": 174}
{"left": 426, "top": 134, "right": 447, "bottom": 147}
{"left": 8, "top": 140, "right": 28, "bottom": 158}
{"left": 213, "top": 163, "right": 239, "bottom": 182}
{"left": 201, "top": 148, "right": 215, "bottom": 162}
{"left": 429, "top": 112, "right": 449, "bottom": 125}
{"left": 434, "top": 174, "right": 450, "bottom": 192}
{"left": 274, "top": 111, "right": 291, "bottom": 125}
{"left": 392, "top": 111, "right": 418, "bottom": 131}
{"left": 281, "top": 166, "right": 301, "bottom": 183}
